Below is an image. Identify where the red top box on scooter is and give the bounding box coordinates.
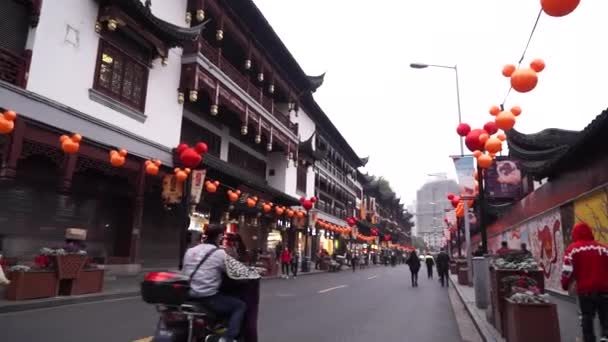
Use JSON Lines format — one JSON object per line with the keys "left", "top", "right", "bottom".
{"left": 141, "top": 272, "right": 190, "bottom": 306}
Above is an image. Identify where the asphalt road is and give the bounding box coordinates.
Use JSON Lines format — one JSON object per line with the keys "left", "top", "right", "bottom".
{"left": 1, "top": 265, "right": 464, "bottom": 342}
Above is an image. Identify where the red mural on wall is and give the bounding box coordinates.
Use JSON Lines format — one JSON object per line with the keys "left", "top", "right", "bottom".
{"left": 536, "top": 219, "right": 561, "bottom": 278}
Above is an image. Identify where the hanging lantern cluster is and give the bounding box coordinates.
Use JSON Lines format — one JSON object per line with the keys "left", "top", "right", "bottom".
{"left": 176, "top": 142, "right": 208, "bottom": 168}
{"left": 109, "top": 149, "right": 128, "bottom": 167}
{"left": 502, "top": 59, "right": 545, "bottom": 93}
{"left": 447, "top": 193, "right": 475, "bottom": 219}
{"left": 145, "top": 159, "right": 162, "bottom": 176}
{"left": 315, "top": 220, "right": 353, "bottom": 235}
{"left": 60, "top": 133, "right": 82, "bottom": 154}
{"left": 346, "top": 217, "right": 358, "bottom": 227}
{"left": 299, "top": 196, "right": 317, "bottom": 211}
{"left": 205, "top": 180, "right": 220, "bottom": 193}
{"left": 356, "top": 233, "right": 375, "bottom": 242}
{"left": 174, "top": 168, "right": 191, "bottom": 182}
{"left": 370, "top": 228, "right": 379, "bottom": 236}
{"left": 0, "top": 110, "right": 16, "bottom": 134}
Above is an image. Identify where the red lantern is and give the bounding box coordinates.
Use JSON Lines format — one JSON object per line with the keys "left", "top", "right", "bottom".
{"left": 456, "top": 123, "right": 471, "bottom": 137}
{"left": 302, "top": 199, "right": 313, "bottom": 211}
{"left": 174, "top": 168, "right": 190, "bottom": 182}
{"left": 60, "top": 134, "right": 82, "bottom": 154}
{"left": 541, "top": 0, "right": 580, "bottom": 17}
{"left": 483, "top": 121, "right": 498, "bottom": 135}
{"left": 310, "top": 197, "right": 317, "bottom": 203}
{"left": 0, "top": 110, "right": 16, "bottom": 134}
{"left": 246, "top": 197, "right": 257, "bottom": 208}
{"left": 495, "top": 111, "right": 516, "bottom": 131}
{"left": 347, "top": 217, "right": 357, "bottom": 227}
{"left": 275, "top": 206, "right": 285, "bottom": 216}
{"left": 451, "top": 196, "right": 460, "bottom": 208}
{"left": 227, "top": 190, "right": 241, "bottom": 202}
{"left": 176, "top": 142, "right": 207, "bottom": 168}
{"left": 503, "top": 60, "right": 545, "bottom": 93}
{"left": 464, "top": 129, "right": 488, "bottom": 152}
{"left": 205, "top": 180, "right": 219, "bottom": 193}
{"left": 145, "top": 159, "right": 161, "bottom": 176}
{"left": 384, "top": 234, "right": 391, "bottom": 242}
{"left": 447, "top": 193, "right": 454, "bottom": 200}
{"left": 262, "top": 202, "right": 272, "bottom": 213}
{"left": 109, "top": 149, "right": 128, "bottom": 167}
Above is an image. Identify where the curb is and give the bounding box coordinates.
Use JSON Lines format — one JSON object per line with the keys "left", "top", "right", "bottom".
{"left": 449, "top": 276, "right": 502, "bottom": 342}
{"left": 0, "top": 270, "right": 331, "bottom": 314}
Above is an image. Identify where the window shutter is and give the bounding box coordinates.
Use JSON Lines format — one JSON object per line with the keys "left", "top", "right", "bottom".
{"left": 0, "top": 1, "right": 29, "bottom": 54}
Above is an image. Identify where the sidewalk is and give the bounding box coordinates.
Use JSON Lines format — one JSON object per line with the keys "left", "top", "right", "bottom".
{"left": 0, "top": 267, "right": 328, "bottom": 314}
{"left": 448, "top": 274, "right": 581, "bottom": 342}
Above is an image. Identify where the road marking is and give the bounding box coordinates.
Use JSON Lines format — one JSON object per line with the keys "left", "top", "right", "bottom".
{"left": 318, "top": 285, "right": 348, "bottom": 294}
{"left": 133, "top": 338, "right": 153, "bottom": 342}
{"left": 367, "top": 275, "right": 379, "bottom": 280}
{"left": 275, "top": 293, "right": 296, "bottom": 297}
{"left": 0, "top": 296, "right": 140, "bottom": 316}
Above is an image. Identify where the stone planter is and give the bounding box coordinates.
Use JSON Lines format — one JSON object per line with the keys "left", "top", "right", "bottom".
{"left": 504, "top": 299, "right": 560, "bottom": 342}
{"left": 72, "top": 269, "right": 105, "bottom": 295}
{"left": 458, "top": 267, "right": 470, "bottom": 286}
{"left": 449, "top": 262, "right": 458, "bottom": 275}
{"left": 5, "top": 271, "right": 58, "bottom": 300}
{"left": 490, "top": 267, "right": 545, "bottom": 336}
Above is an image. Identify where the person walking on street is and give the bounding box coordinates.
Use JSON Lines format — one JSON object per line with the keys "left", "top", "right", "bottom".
{"left": 425, "top": 255, "right": 435, "bottom": 279}
{"left": 351, "top": 253, "right": 358, "bottom": 272}
{"left": 280, "top": 248, "right": 291, "bottom": 279}
{"left": 291, "top": 251, "right": 299, "bottom": 278}
{"left": 406, "top": 250, "right": 421, "bottom": 287}
{"left": 436, "top": 248, "right": 450, "bottom": 287}
{"left": 561, "top": 222, "right": 608, "bottom": 342}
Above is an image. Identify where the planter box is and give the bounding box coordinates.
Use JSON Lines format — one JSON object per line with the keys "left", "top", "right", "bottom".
{"left": 72, "top": 269, "right": 105, "bottom": 295}
{"left": 490, "top": 267, "right": 545, "bottom": 336}
{"left": 458, "top": 267, "right": 470, "bottom": 286}
{"left": 450, "top": 263, "right": 458, "bottom": 275}
{"left": 52, "top": 255, "right": 87, "bottom": 280}
{"left": 505, "top": 300, "right": 560, "bottom": 342}
{"left": 5, "top": 271, "right": 58, "bottom": 300}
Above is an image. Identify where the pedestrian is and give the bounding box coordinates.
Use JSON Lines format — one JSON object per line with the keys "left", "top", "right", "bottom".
{"left": 425, "top": 255, "right": 435, "bottom": 279}
{"left": 291, "top": 251, "right": 299, "bottom": 278}
{"left": 0, "top": 254, "right": 9, "bottom": 286}
{"left": 496, "top": 241, "right": 513, "bottom": 256}
{"left": 280, "top": 248, "right": 291, "bottom": 279}
{"left": 406, "top": 250, "right": 421, "bottom": 287}
{"left": 351, "top": 253, "right": 358, "bottom": 272}
{"left": 561, "top": 222, "right": 608, "bottom": 342}
{"left": 436, "top": 248, "right": 450, "bottom": 287}
{"left": 520, "top": 243, "right": 532, "bottom": 257}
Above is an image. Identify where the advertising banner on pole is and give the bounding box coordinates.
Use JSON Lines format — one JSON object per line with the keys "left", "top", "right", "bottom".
{"left": 484, "top": 157, "right": 523, "bottom": 200}
{"left": 452, "top": 156, "right": 476, "bottom": 198}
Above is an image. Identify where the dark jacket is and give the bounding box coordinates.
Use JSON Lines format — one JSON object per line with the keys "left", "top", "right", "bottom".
{"left": 425, "top": 257, "right": 435, "bottom": 268}
{"left": 436, "top": 252, "right": 450, "bottom": 272}
{"left": 406, "top": 253, "right": 421, "bottom": 271}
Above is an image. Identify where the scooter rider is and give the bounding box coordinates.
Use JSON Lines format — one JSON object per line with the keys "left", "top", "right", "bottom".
{"left": 182, "top": 224, "right": 246, "bottom": 342}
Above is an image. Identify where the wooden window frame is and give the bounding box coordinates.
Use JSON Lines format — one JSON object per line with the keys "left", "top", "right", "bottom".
{"left": 92, "top": 37, "right": 149, "bottom": 113}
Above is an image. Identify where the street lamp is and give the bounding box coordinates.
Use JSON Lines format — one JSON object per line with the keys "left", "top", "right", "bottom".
{"left": 409, "top": 63, "right": 464, "bottom": 156}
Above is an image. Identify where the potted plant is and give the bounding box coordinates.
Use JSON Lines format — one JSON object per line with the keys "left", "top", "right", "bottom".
{"left": 40, "top": 247, "right": 88, "bottom": 296}
{"left": 489, "top": 252, "right": 545, "bottom": 336}
{"left": 5, "top": 265, "right": 58, "bottom": 300}
{"left": 503, "top": 277, "right": 561, "bottom": 342}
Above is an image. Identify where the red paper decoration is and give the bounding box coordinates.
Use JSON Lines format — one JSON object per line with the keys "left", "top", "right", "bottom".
{"left": 60, "top": 134, "right": 82, "bottom": 154}
{"left": 109, "top": 149, "right": 128, "bottom": 167}
{"left": 145, "top": 159, "right": 161, "bottom": 176}
{"left": 477, "top": 154, "right": 493, "bottom": 169}
{"left": 227, "top": 190, "right": 241, "bottom": 202}
{"left": 483, "top": 121, "right": 498, "bottom": 135}
{"left": 205, "top": 180, "right": 219, "bottom": 193}
{"left": 503, "top": 59, "right": 545, "bottom": 93}
{"left": 0, "top": 110, "right": 16, "bottom": 134}
{"left": 176, "top": 142, "right": 208, "bottom": 168}
{"left": 174, "top": 168, "right": 191, "bottom": 182}
{"left": 541, "top": 0, "right": 580, "bottom": 17}
{"left": 464, "top": 128, "right": 488, "bottom": 152}
{"left": 495, "top": 111, "right": 516, "bottom": 131}
{"left": 456, "top": 123, "right": 471, "bottom": 137}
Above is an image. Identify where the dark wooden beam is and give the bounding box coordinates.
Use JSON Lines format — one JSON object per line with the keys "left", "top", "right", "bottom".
{"left": 0, "top": 117, "right": 25, "bottom": 181}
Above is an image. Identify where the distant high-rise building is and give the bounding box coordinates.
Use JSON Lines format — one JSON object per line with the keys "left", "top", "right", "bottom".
{"left": 415, "top": 178, "right": 459, "bottom": 250}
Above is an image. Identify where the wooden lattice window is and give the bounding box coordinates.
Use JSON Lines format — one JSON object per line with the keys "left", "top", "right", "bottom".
{"left": 93, "top": 38, "right": 149, "bottom": 112}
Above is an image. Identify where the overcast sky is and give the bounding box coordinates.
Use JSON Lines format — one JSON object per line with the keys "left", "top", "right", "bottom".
{"left": 253, "top": 0, "right": 606, "bottom": 205}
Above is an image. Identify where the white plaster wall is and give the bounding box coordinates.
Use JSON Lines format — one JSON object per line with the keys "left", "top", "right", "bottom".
{"left": 26, "top": 0, "right": 189, "bottom": 153}
{"left": 294, "top": 108, "right": 316, "bottom": 141}
{"left": 306, "top": 167, "right": 315, "bottom": 197}
{"left": 267, "top": 153, "right": 288, "bottom": 191}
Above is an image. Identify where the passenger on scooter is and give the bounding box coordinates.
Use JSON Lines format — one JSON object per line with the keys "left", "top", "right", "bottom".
{"left": 182, "top": 224, "right": 246, "bottom": 342}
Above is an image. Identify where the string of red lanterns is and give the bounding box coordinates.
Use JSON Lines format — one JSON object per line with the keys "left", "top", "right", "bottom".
{"left": 455, "top": 1, "right": 580, "bottom": 170}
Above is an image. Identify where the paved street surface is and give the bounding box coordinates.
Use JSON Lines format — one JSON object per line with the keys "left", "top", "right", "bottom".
{"left": 1, "top": 266, "right": 463, "bottom": 341}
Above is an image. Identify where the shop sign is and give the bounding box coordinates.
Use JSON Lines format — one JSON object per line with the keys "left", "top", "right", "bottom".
{"left": 162, "top": 175, "right": 183, "bottom": 204}
{"left": 190, "top": 169, "right": 207, "bottom": 205}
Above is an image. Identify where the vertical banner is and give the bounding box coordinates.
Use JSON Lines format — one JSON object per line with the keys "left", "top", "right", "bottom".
{"left": 190, "top": 169, "right": 207, "bottom": 205}
{"left": 484, "top": 157, "right": 523, "bottom": 200}
{"left": 452, "top": 156, "right": 476, "bottom": 198}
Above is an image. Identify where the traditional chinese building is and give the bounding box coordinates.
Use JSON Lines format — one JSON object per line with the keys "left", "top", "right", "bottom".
{"left": 0, "top": 0, "right": 203, "bottom": 268}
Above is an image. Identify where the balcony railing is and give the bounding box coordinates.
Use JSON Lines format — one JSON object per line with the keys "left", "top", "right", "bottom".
{"left": 198, "top": 39, "right": 298, "bottom": 136}
{"left": 0, "top": 47, "right": 26, "bottom": 87}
